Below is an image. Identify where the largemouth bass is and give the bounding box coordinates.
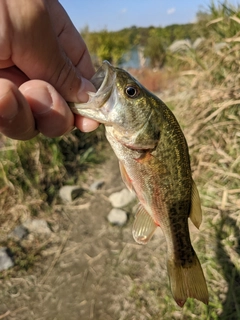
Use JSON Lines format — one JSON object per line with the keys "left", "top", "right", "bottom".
{"left": 70, "top": 61, "right": 208, "bottom": 307}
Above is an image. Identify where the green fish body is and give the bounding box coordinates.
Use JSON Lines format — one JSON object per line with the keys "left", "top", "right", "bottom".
{"left": 70, "top": 61, "right": 209, "bottom": 307}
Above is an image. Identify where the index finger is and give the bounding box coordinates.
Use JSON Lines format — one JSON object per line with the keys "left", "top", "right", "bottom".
{"left": 6, "top": 0, "right": 95, "bottom": 102}
{"left": 47, "top": 1, "right": 95, "bottom": 80}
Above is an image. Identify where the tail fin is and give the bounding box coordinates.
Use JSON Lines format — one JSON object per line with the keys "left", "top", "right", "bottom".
{"left": 167, "top": 252, "right": 209, "bottom": 307}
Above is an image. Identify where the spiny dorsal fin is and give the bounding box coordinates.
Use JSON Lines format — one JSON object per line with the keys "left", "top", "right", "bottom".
{"left": 189, "top": 180, "right": 202, "bottom": 229}
{"left": 132, "top": 205, "right": 157, "bottom": 244}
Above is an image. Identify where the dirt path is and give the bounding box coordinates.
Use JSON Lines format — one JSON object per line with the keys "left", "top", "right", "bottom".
{"left": 0, "top": 146, "right": 185, "bottom": 320}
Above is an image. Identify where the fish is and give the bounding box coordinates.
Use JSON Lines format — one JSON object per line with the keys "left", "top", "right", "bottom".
{"left": 69, "top": 61, "right": 209, "bottom": 307}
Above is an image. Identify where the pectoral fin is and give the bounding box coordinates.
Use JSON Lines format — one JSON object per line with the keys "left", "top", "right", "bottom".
{"left": 132, "top": 205, "right": 157, "bottom": 244}
{"left": 119, "top": 161, "right": 134, "bottom": 192}
{"left": 189, "top": 180, "right": 202, "bottom": 229}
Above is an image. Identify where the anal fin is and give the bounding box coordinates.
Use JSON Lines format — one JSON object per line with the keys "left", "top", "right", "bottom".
{"left": 132, "top": 205, "right": 157, "bottom": 244}
{"left": 189, "top": 180, "right": 202, "bottom": 229}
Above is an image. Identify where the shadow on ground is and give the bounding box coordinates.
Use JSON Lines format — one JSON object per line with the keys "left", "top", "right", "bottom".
{"left": 216, "top": 211, "right": 240, "bottom": 320}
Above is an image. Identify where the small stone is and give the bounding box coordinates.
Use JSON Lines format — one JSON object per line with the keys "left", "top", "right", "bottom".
{"left": 107, "top": 208, "right": 128, "bottom": 226}
{"left": 0, "top": 247, "right": 14, "bottom": 271}
{"left": 59, "top": 185, "right": 83, "bottom": 202}
{"left": 109, "top": 188, "right": 135, "bottom": 208}
{"left": 8, "top": 225, "right": 28, "bottom": 240}
{"left": 89, "top": 180, "right": 105, "bottom": 191}
{"left": 22, "top": 219, "right": 51, "bottom": 235}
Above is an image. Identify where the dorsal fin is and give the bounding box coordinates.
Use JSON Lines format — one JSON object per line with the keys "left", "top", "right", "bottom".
{"left": 132, "top": 205, "right": 157, "bottom": 244}
{"left": 189, "top": 180, "right": 202, "bottom": 229}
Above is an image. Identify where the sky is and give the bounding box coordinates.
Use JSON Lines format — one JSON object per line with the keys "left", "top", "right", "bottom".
{"left": 59, "top": 0, "right": 240, "bottom": 32}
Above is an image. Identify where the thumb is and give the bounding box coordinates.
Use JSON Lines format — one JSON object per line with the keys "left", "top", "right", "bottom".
{"left": 9, "top": 0, "right": 95, "bottom": 102}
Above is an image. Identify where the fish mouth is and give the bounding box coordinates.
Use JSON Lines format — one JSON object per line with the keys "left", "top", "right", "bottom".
{"left": 87, "top": 60, "right": 116, "bottom": 108}
{"left": 70, "top": 60, "right": 115, "bottom": 114}
{"left": 90, "top": 60, "right": 115, "bottom": 93}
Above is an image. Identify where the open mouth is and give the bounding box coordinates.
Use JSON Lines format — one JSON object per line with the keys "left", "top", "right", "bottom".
{"left": 90, "top": 61, "right": 115, "bottom": 95}
{"left": 69, "top": 61, "right": 115, "bottom": 114}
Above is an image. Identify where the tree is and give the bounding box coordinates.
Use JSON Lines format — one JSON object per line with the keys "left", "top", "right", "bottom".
{"left": 144, "top": 29, "right": 167, "bottom": 68}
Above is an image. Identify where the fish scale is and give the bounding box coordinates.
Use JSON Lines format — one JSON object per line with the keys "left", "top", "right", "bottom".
{"left": 70, "top": 60, "right": 209, "bottom": 307}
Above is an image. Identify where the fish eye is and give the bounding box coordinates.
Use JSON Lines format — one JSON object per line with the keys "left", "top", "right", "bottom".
{"left": 125, "top": 85, "right": 140, "bottom": 98}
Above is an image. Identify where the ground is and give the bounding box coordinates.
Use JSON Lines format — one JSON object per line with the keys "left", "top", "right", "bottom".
{"left": 0, "top": 143, "right": 206, "bottom": 320}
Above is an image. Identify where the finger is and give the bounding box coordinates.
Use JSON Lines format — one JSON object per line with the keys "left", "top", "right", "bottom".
{"left": 75, "top": 115, "right": 99, "bottom": 133}
{"left": 47, "top": 1, "right": 95, "bottom": 80}
{"left": 7, "top": 0, "right": 95, "bottom": 103}
{"left": 20, "top": 80, "right": 75, "bottom": 138}
{"left": 0, "top": 66, "right": 29, "bottom": 87}
{"left": 0, "top": 79, "right": 37, "bottom": 140}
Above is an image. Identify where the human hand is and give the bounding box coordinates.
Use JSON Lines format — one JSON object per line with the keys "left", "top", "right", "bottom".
{"left": 0, "top": 0, "right": 98, "bottom": 140}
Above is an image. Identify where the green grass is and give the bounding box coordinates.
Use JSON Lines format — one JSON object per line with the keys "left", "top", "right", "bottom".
{"left": 0, "top": 128, "right": 106, "bottom": 235}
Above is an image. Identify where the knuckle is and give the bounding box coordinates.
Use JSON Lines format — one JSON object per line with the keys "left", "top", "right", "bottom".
{"left": 48, "top": 56, "right": 79, "bottom": 99}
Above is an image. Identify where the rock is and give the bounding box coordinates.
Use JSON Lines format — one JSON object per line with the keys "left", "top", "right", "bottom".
{"left": 8, "top": 225, "right": 28, "bottom": 240}
{"left": 22, "top": 219, "right": 51, "bottom": 235}
{"left": 59, "top": 185, "right": 83, "bottom": 202}
{"left": 109, "top": 188, "right": 135, "bottom": 208}
{"left": 89, "top": 180, "right": 105, "bottom": 191}
{"left": 0, "top": 247, "right": 14, "bottom": 271}
{"left": 107, "top": 208, "right": 128, "bottom": 226}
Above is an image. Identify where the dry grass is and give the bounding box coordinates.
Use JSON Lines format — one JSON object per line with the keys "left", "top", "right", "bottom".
{"left": 161, "top": 16, "right": 240, "bottom": 318}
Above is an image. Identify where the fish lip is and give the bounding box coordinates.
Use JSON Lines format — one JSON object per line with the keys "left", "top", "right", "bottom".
{"left": 90, "top": 60, "right": 115, "bottom": 96}
{"left": 69, "top": 60, "right": 115, "bottom": 114}
{"left": 90, "top": 60, "right": 111, "bottom": 91}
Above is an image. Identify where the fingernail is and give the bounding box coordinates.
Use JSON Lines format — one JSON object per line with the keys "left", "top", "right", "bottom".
{"left": 77, "top": 77, "right": 96, "bottom": 103}
{"left": 0, "top": 90, "right": 18, "bottom": 120}
{"left": 26, "top": 87, "right": 53, "bottom": 115}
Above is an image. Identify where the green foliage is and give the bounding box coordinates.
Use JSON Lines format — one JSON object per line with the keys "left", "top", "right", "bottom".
{"left": 161, "top": 23, "right": 199, "bottom": 44}
{"left": 82, "top": 28, "right": 131, "bottom": 66}
{"left": 0, "top": 128, "right": 105, "bottom": 216}
{"left": 195, "top": 0, "right": 240, "bottom": 40}
{"left": 81, "top": 23, "right": 199, "bottom": 68}
{"left": 144, "top": 29, "right": 167, "bottom": 68}
{"left": 81, "top": 2, "right": 240, "bottom": 71}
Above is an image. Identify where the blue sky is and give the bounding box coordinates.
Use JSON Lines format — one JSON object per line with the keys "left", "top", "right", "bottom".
{"left": 59, "top": 0, "right": 240, "bottom": 32}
